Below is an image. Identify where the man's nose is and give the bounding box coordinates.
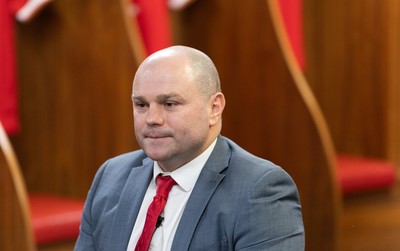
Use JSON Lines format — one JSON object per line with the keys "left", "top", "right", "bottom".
{"left": 145, "top": 106, "right": 164, "bottom": 125}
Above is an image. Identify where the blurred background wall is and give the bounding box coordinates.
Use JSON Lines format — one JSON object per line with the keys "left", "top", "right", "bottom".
{"left": 13, "top": 0, "right": 138, "bottom": 198}
{"left": 304, "top": 0, "right": 400, "bottom": 169}
{"left": 2, "top": 0, "right": 399, "bottom": 250}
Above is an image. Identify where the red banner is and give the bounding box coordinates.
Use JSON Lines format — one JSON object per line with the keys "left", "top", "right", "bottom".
{"left": 278, "top": 0, "right": 306, "bottom": 69}
{"left": 0, "top": 0, "right": 26, "bottom": 134}
{"left": 133, "top": 0, "right": 172, "bottom": 55}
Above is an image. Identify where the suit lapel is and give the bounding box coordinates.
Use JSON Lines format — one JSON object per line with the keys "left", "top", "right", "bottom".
{"left": 106, "top": 157, "right": 153, "bottom": 250}
{"left": 171, "top": 136, "right": 231, "bottom": 250}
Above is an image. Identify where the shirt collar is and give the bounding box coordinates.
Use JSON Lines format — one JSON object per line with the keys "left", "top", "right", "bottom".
{"left": 153, "top": 138, "right": 217, "bottom": 192}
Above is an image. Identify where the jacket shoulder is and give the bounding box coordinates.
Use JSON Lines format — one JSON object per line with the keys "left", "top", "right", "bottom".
{"left": 107, "top": 149, "right": 148, "bottom": 167}
{"left": 223, "top": 137, "right": 279, "bottom": 170}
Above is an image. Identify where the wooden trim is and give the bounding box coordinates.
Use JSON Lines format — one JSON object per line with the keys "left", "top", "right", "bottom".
{"left": 387, "top": 0, "right": 400, "bottom": 176}
{"left": 267, "top": 0, "right": 342, "bottom": 249}
{"left": 119, "top": 0, "right": 147, "bottom": 64}
{"left": 0, "top": 122, "right": 36, "bottom": 251}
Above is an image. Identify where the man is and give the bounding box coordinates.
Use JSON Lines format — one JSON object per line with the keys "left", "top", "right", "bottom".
{"left": 75, "top": 46, "right": 304, "bottom": 250}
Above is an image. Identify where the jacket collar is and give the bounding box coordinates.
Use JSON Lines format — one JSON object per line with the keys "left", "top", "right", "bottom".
{"left": 171, "top": 136, "right": 231, "bottom": 250}
{"left": 106, "top": 157, "right": 153, "bottom": 250}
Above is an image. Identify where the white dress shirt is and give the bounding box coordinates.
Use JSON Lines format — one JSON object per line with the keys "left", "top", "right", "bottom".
{"left": 127, "top": 139, "right": 217, "bottom": 251}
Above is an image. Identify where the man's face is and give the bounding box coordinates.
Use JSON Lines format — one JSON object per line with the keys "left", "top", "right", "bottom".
{"left": 132, "top": 58, "right": 213, "bottom": 171}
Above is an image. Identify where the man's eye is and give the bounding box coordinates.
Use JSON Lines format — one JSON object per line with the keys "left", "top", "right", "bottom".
{"left": 135, "top": 102, "right": 146, "bottom": 108}
{"left": 164, "top": 102, "right": 177, "bottom": 108}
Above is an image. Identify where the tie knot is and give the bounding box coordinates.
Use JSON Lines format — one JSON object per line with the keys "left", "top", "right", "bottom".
{"left": 156, "top": 175, "right": 176, "bottom": 198}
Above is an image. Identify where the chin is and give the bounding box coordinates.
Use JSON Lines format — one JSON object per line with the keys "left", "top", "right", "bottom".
{"left": 144, "top": 150, "right": 168, "bottom": 161}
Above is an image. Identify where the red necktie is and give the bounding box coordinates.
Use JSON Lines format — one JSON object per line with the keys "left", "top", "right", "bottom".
{"left": 135, "top": 175, "right": 176, "bottom": 251}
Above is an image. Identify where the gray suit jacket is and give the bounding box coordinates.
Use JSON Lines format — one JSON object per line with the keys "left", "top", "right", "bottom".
{"left": 75, "top": 136, "right": 304, "bottom": 250}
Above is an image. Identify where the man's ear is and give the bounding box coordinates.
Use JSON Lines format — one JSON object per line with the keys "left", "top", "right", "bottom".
{"left": 209, "top": 92, "right": 225, "bottom": 126}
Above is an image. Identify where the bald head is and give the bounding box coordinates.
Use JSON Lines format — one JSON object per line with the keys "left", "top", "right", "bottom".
{"left": 134, "top": 46, "right": 221, "bottom": 99}
{"left": 132, "top": 46, "right": 226, "bottom": 171}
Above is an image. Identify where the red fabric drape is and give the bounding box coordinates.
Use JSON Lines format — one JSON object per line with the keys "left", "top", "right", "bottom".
{"left": 133, "top": 0, "right": 172, "bottom": 55}
{"left": 0, "top": 0, "right": 26, "bottom": 134}
{"left": 278, "top": 0, "right": 306, "bottom": 69}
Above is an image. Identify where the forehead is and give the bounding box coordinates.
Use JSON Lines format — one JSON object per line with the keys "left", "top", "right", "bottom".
{"left": 133, "top": 58, "right": 199, "bottom": 95}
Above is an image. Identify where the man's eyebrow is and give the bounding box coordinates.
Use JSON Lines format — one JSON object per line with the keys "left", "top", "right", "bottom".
{"left": 131, "top": 95, "right": 144, "bottom": 101}
{"left": 131, "top": 93, "right": 184, "bottom": 102}
{"left": 155, "top": 93, "right": 183, "bottom": 102}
